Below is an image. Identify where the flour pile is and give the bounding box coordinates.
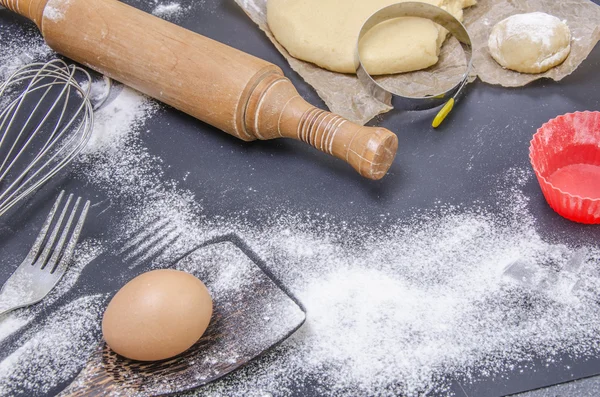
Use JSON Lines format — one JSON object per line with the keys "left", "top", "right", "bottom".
{"left": 184, "top": 201, "right": 600, "bottom": 396}
{"left": 152, "top": 2, "right": 187, "bottom": 19}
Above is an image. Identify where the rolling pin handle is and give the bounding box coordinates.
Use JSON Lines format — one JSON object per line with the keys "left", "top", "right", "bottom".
{"left": 244, "top": 73, "right": 398, "bottom": 180}
{"left": 288, "top": 102, "right": 398, "bottom": 180}
{"left": 0, "top": 0, "right": 47, "bottom": 28}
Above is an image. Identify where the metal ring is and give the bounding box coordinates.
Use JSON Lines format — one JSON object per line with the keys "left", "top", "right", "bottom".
{"left": 355, "top": 2, "right": 473, "bottom": 111}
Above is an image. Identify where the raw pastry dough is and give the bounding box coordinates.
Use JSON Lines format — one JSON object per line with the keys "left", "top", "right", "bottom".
{"left": 267, "top": 0, "right": 476, "bottom": 76}
{"left": 488, "top": 12, "right": 571, "bottom": 74}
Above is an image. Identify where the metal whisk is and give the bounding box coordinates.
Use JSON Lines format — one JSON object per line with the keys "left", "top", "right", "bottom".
{"left": 0, "top": 59, "right": 97, "bottom": 218}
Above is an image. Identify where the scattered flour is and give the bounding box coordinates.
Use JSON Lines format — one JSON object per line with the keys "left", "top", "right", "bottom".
{"left": 0, "top": 24, "right": 52, "bottom": 81}
{"left": 179, "top": 202, "right": 600, "bottom": 396}
{"left": 0, "top": 240, "right": 102, "bottom": 344}
{"left": 0, "top": 316, "right": 31, "bottom": 342}
{"left": 43, "top": 0, "right": 72, "bottom": 22}
{"left": 76, "top": 103, "right": 600, "bottom": 395}
{"left": 83, "top": 85, "right": 156, "bottom": 155}
{"left": 0, "top": 5, "right": 599, "bottom": 397}
{"left": 2, "top": 72, "right": 599, "bottom": 397}
{"left": 0, "top": 295, "right": 104, "bottom": 396}
{"left": 152, "top": 2, "right": 186, "bottom": 19}
{"left": 502, "top": 12, "right": 559, "bottom": 48}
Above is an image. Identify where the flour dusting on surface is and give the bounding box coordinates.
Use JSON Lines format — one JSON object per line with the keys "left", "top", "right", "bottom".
{"left": 42, "top": 0, "right": 72, "bottom": 22}
{"left": 0, "top": 26, "right": 51, "bottom": 81}
{"left": 0, "top": 316, "right": 31, "bottom": 343}
{"left": 43, "top": 6, "right": 64, "bottom": 22}
{"left": 488, "top": 12, "right": 572, "bottom": 72}
{"left": 0, "top": 296, "right": 104, "bottom": 396}
{"left": 0, "top": 5, "right": 599, "bottom": 397}
{"left": 152, "top": 2, "right": 185, "bottom": 19}
{"left": 1, "top": 75, "right": 599, "bottom": 397}
{"left": 502, "top": 12, "right": 562, "bottom": 48}
{"left": 77, "top": 101, "right": 600, "bottom": 395}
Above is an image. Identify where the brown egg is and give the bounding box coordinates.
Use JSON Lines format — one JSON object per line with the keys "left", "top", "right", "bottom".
{"left": 102, "top": 269, "right": 213, "bottom": 361}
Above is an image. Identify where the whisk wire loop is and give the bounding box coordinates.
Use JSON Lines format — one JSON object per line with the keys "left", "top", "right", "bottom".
{"left": 0, "top": 59, "right": 95, "bottom": 217}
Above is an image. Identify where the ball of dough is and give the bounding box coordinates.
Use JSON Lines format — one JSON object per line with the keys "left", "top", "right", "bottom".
{"left": 488, "top": 12, "right": 571, "bottom": 74}
{"left": 267, "top": 0, "right": 476, "bottom": 76}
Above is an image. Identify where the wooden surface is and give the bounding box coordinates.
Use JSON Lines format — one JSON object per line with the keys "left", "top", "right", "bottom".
{"left": 0, "top": 0, "right": 398, "bottom": 180}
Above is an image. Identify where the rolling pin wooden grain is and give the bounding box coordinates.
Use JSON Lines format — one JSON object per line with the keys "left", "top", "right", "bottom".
{"left": 1, "top": 0, "right": 398, "bottom": 179}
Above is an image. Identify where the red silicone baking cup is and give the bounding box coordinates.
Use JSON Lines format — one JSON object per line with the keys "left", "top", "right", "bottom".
{"left": 529, "top": 111, "right": 600, "bottom": 224}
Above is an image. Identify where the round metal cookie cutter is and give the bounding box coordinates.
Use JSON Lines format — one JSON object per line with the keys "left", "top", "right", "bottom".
{"left": 355, "top": 2, "right": 473, "bottom": 124}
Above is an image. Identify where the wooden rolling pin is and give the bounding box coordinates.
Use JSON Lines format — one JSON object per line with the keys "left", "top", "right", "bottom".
{"left": 1, "top": 0, "right": 398, "bottom": 180}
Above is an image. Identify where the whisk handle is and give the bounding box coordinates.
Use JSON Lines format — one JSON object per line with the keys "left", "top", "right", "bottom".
{"left": 2, "top": 0, "right": 397, "bottom": 180}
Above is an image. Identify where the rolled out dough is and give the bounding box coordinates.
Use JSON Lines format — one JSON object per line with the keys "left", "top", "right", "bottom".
{"left": 267, "top": 0, "right": 476, "bottom": 76}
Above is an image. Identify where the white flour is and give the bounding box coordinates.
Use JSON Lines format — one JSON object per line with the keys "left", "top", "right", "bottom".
{"left": 43, "top": 6, "right": 65, "bottom": 22}
{"left": 77, "top": 109, "right": 600, "bottom": 396}
{"left": 0, "top": 317, "right": 31, "bottom": 342}
{"left": 83, "top": 86, "right": 156, "bottom": 155}
{"left": 153, "top": 2, "right": 186, "bottom": 19}
{"left": 0, "top": 26, "right": 52, "bottom": 80}
{"left": 1, "top": 5, "right": 600, "bottom": 397}
{"left": 43, "top": 0, "right": 72, "bottom": 22}
{"left": 502, "top": 12, "right": 559, "bottom": 48}
{"left": 0, "top": 295, "right": 104, "bottom": 396}
{"left": 488, "top": 12, "right": 572, "bottom": 73}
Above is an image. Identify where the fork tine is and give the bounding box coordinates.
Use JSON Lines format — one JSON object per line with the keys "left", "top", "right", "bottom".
{"left": 37, "top": 193, "right": 73, "bottom": 269}
{"left": 46, "top": 196, "right": 81, "bottom": 273}
{"left": 0, "top": 193, "right": 90, "bottom": 317}
{"left": 23, "top": 190, "right": 65, "bottom": 264}
{"left": 53, "top": 200, "right": 90, "bottom": 275}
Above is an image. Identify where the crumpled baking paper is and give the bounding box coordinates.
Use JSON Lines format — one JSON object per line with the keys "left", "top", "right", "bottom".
{"left": 234, "top": 0, "right": 600, "bottom": 124}
{"left": 467, "top": 0, "right": 600, "bottom": 87}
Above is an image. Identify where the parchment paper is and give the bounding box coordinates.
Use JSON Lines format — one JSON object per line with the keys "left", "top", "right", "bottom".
{"left": 467, "top": 0, "right": 600, "bottom": 87}
{"left": 234, "top": 0, "right": 600, "bottom": 124}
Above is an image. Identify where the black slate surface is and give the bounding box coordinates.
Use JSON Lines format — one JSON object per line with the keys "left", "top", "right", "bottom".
{"left": 0, "top": 0, "right": 599, "bottom": 396}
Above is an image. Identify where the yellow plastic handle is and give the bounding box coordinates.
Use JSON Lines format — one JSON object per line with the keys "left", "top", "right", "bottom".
{"left": 432, "top": 98, "right": 455, "bottom": 128}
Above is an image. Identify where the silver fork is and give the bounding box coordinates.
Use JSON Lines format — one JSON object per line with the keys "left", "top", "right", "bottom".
{"left": 0, "top": 191, "right": 90, "bottom": 316}
{"left": 0, "top": 219, "right": 179, "bottom": 356}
